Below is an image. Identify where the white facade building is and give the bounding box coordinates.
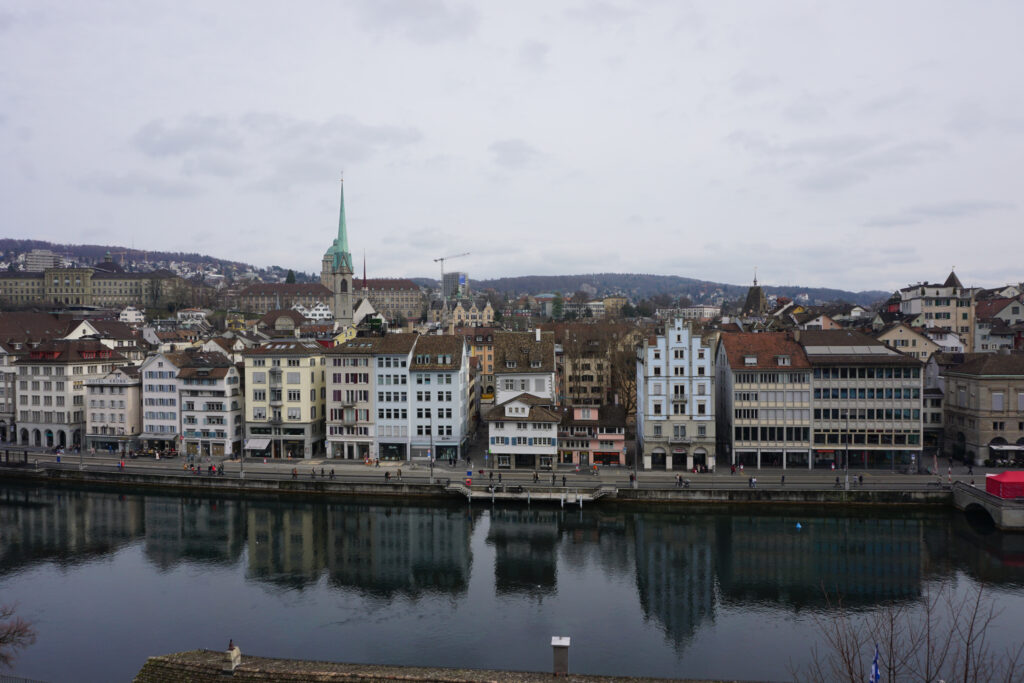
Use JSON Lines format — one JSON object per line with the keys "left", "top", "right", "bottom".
{"left": 636, "top": 318, "right": 718, "bottom": 471}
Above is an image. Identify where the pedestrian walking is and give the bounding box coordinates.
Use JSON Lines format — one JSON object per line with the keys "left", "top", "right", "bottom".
{"left": 384, "top": 470, "right": 391, "bottom": 482}
{"left": 781, "top": 475, "right": 785, "bottom": 486}
{"left": 562, "top": 475, "right": 567, "bottom": 487}
{"left": 497, "top": 472, "right": 502, "bottom": 483}
{"left": 329, "top": 468, "right": 335, "bottom": 479}
{"left": 397, "top": 468, "right": 402, "bottom": 481}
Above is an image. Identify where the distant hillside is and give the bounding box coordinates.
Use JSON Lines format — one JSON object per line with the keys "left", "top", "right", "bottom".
{"left": 418, "top": 273, "right": 888, "bottom": 307}
{"left": 0, "top": 238, "right": 252, "bottom": 270}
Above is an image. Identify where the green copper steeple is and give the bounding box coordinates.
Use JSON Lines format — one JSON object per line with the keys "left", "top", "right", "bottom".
{"left": 327, "top": 178, "right": 353, "bottom": 271}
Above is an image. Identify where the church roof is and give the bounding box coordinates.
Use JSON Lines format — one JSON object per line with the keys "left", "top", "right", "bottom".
{"left": 943, "top": 270, "right": 963, "bottom": 288}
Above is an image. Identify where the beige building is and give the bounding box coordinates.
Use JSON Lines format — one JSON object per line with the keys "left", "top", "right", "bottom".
{"left": 716, "top": 332, "right": 812, "bottom": 470}
{"left": 235, "top": 283, "right": 333, "bottom": 316}
{"left": 355, "top": 279, "right": 424, "bottom": 324}
{"left": 451, "top": 298, "right": 494, "bottom": 327}
{"left": 875, "top": 323, "right": 940, "bottom": 361}
{"left": 941, "top": 354, "right": 1024, "bottom": 466}
{"left": 898, "top": 271, "right": 979, "bottom": 349}
{"left": 243, "top": 340, "right": 326, "bottom": 459}
{"left": 15, "top": 339, "right": 128, "bottom": 449}
{"left": 85, "top": 366, "right": 142, "bottom": 454}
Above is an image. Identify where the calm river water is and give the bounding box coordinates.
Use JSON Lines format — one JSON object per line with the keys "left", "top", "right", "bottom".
{"left": 1, "top": 482, "right": 1023, "bottom": 682}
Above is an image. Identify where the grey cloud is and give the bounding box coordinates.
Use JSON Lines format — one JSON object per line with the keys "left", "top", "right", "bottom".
{"left": 519, "top": 41, "right": 550, "bottom": 73}
{"left": 909, "top": 200, "right": 1014, "bottom": 218}
{"left": 731, "top": 70, "right": 779, "bottom": 96}
{"left": 489, "top": 139, "right": 543, "bottom": 169}
{"left": 181, "top": 154, "right": 246, "bottom": 178}
{"left": 799, "top": 168, "right": 867, "bottom": 192}
{"left": 783, "top": 97, "right": 830, "bottom": 124}
{"left": 133, "top": 116, "right": 242, "bottom": 158}
{"left": 565, "top": 1, "right": 636, "bottom": 26}
{"left": 865, "top": 199, "right": 1014, "bottom": 227}
{"left": 948, "top": 102, "right": 1024, "bottom": 138}
{"left": 80, "top": 172, "right": 201, "bottom": 198}
{"left": 859, "top": 88, "right": 918, "bottom": 115}
{"left": 351, "top": 0, "right": 479, "bottom": 43}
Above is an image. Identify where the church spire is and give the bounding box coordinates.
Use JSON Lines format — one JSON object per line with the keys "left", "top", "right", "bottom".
{"left": 328, "top": 176, "right": 353, "bottom": 272}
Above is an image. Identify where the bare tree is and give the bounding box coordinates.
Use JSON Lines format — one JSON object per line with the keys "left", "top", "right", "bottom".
{"left": 793, "top": 583, "right": 1022, "bottom": 683}
{"left": 0, "top": 605, "right": 35, "bottom": 668}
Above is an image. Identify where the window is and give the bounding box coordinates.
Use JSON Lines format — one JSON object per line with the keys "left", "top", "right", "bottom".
{"left": 287, "top": 407, "right": 301, "bottom": 420}
{"left": 653, "top": 425, "right": 661, "bottom": 437}
{"left": 253, "top": 372, "right": 266, "bottom": 384}
{"left": 286, "top": 372, "right": 300, "bottom": 384}
{"left": 252, "top": 407, "right": 266, "bottom": 420}
{"left": 992, "top": 392, "right": 1004, "bottom": 412}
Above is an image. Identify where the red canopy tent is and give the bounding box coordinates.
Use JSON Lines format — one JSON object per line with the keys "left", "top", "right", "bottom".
{"left": 985, "top": 471, "right": 1024, "bottom": 499}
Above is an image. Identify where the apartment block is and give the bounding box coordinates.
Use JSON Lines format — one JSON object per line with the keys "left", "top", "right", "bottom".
{"left": 636, "top": 319, "right": 718, "bottom": 471}
{"left": 85, "top": 366, "right": 141, "bottom": 454}
{"left": 941, "top": 354, "right": 1024, "bottom": 466}
{"left": 15, "top": 339, "right": 127, "bottom": 449}
{"left": 243, "top": 340, "right": 326, "bottom": 459}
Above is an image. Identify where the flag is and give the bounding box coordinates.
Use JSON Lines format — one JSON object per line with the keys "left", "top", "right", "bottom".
{"left": 870, "top": 643, "right": 880, "bottom": 683}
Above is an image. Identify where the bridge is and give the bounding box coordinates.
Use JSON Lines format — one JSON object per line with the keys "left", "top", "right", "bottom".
{"left": 952, "top": 481, "right": 1024, "bottom": 531}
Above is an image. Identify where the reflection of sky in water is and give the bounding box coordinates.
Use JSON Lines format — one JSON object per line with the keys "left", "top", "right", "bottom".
{"left": 1, "top": 485, "right": 1023, "bottom": 683}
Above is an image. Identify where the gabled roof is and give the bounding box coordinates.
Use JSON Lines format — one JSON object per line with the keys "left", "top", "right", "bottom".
{"left": 798, "top": 329, "right": 921, "bottom": 366}
{"left": 975, "top": 297, "right": 1019, "bottom": 320}
{"left": 482, "top": 393, "right": 560, "bottom": 423}
{"left": 0, "top": 312, "right": 74, "bottom": 343}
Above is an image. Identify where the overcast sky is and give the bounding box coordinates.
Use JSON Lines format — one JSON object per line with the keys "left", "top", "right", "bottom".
{"left": 2, "top": 1, "right": 1022, "bottom": 292}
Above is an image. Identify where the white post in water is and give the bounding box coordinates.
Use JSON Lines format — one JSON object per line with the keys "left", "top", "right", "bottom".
{"left": 551, "top": 636, "right": 570, "bottom": 675}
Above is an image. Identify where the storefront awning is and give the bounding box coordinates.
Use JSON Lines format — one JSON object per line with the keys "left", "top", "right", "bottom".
{"left": 245, "top": 438, "right": 270, "bottom": 450}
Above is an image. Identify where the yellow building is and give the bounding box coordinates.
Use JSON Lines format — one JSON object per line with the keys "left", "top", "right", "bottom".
{"left": 243, "top": 340, "right": 326, "bottom": 459}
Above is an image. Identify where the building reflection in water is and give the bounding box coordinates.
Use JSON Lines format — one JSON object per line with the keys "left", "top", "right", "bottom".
{"left": 715, "top": 515, "right": 925, "bottom": 608}
{"left": 0, "top": 485, "right": 144, "bottom": 573}
{"left": 246, "top": 501, "right": 475, "bottom": 597}
{"left": 487, "top": 508, "right": 561, "bottom": 595}
{"left": 145, "top": 496, "right": 244, "bottom": 569}
{"left": 632, "top": 513, "right": 716, "bottom": 646}
{"left": 4, "top": 482, "right": 1024, "bottom": 656}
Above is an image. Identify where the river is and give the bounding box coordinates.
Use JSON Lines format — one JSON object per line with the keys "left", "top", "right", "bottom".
{"left": 1, "top": 482, "right": 1022, "bottom": 682}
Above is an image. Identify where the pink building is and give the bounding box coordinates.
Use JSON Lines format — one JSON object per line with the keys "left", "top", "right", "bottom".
{"left": 557, "top": 404, "right": 627, "bottom": 467}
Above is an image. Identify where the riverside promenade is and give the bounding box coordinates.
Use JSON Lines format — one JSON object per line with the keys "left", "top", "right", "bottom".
{"left": 0, "top": 443, "right": 985, "bottom": 510}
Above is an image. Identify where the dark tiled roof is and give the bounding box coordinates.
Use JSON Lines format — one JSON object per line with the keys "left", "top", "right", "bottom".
{"left": 798, "top": 329, "right": 921, "bottom": 366}
{"left": 0, "top": 312, "right": 74, "bottom": 342}
{"left": 493, "top": 331, "right": 555, "bottom": 374}
{"left": 410, "top": 335, "right": 464, "bottom": 371}
{"left": 483, "top": 394, "right": 560, "bottom": 423}
{"left": 259, "top": 309, "right": 307, "bottom": 326}
{"left": 244, "top": 340, "right": 325, "bottom": 356}
{"left": 327, "top": 334, "right": 418, "bottom": 355}
{"left": 239, "top": 283, "right": 332, "bottom": 297}
{"left": 17, "top": 339, "right": 126, "bottom": 364}
{"left": 355, "top": 278, "right": 420, "bottom": 291}
{"left": 943, "top": 353, "right": 1024, "bottom": 377}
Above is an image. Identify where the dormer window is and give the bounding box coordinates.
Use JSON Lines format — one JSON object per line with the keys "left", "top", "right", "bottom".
{"left": 531, "top": 360, "right": 541, "bottom": 368}
{"left": 744, "top": 355, "right": 757, "bottom": 366}
{"left": 776, "top": 355, "right": 791, "bottom": 366}
{"left": 506, "top": 360, "right": 517, "bottom": 368}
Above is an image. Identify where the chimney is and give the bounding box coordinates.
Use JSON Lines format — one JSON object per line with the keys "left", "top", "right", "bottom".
{"left": 793, "top": 329, "right": 801, "bottom": 343}
{"left": 223, "top": 645, "right": 242, "bottom": 674}
{"left": 551, "top": 636, "right": 570, "bottom": 675}
{"left": 535, "top": 327, "right": 541, "bottom": 343}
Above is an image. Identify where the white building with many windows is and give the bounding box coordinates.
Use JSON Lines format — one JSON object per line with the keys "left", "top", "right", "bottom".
{"left": 178, "top": 352, "right": 243, "bottom": 458}
{"left": 15, "top": 339, "right": 127, "bottom": 450}
{"left": 409, "top": 334, "right": 470, "bottom": 462}
{"left": 139, "top": 352, "right": 188, "bottom": 452}
{"left": 85, "top": 365, "right": 141, "bottom": 454}
{"left": 636, "top": 319, "right": 718, "bottom": 471}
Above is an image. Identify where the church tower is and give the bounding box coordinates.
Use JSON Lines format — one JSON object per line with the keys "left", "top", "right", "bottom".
{"left": 321, "top": 178, "right": 354, "bottom": 326}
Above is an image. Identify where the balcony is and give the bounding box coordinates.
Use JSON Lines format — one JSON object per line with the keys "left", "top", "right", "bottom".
{"left": 669, "top": 435, "right": 691, "bottom": 444}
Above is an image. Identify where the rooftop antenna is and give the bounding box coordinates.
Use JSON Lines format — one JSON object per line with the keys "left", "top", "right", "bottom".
{"left": 753, "top": 266, "right": 758, "bottom": 287}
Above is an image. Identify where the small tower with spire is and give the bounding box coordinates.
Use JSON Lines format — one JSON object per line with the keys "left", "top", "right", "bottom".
{"left": 321, "top": 177, "right": 354, "bottom": 326}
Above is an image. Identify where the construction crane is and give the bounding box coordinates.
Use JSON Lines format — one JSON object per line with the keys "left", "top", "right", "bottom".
{"left": 434, "top": 252, "right": 470, "bottom": 297}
